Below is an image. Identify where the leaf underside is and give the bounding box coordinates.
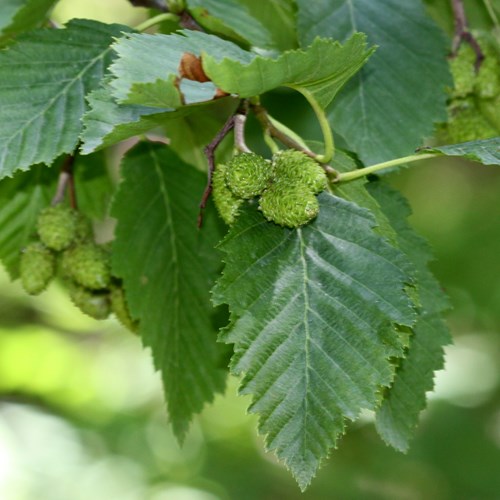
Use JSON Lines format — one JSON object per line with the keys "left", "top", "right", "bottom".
{"left": 213, "top": 193, "right": 417, "bottom": 489}
{"left": 111, "top": 143, "right": 226, "bottom": 441}
{"left": 424, "top": 136, "right": 500, "bottom": 165}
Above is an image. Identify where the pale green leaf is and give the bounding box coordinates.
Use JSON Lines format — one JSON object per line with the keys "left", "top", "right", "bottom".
{"left": 213, "top": 194, "right": 416, "bottom": 489}
{"left": 368, "top": 182, "right": 451, "bottom": 452}
{"left": 0, "top": 165, "right": 57, "bottom": 278}
{"left": 111, "top": 143, "right": 226, "bottom": 441}
{"left": 109, "top": 30, "right": 253, "bottom": 107}
{"left": 186, "top": 0, "right": 275, "bottom": 49}
{"left": 296, "top": 0, "right": 451, "bottom": 164}
{"left": 80, "top": 87, "right": 173, "bottom": 154}
{"left": 203, "top": 34, "right": 372, "bottom": 109}
{"left": 0, "top": 0, "right": 57, "bottom": 40}
{"left": 0, "top": 19, "right": 132, "bottom": 179}
{"left": 423, "top": 136, "right": 500, "bottom": 165}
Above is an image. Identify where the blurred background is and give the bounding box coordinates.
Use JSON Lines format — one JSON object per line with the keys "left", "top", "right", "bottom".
{"left": 1, "top": 1, "right": 499, "bottom": 499}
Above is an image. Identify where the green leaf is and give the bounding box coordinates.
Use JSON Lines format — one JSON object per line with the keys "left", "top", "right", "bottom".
{"left": 111, "top": 142, "right": 226, "bottom": 441}
{"left": 74, "top": 152, "right": 113, "bottom": 220}
{"left": 0, "top": 19, "right": 132, "bottom": 179}
{"left": 367, "top": 182, "right": 451, "bottom": 452}
{"left": 237, "top": 0, "right": 298, "bottom": 51}
{"left": 0, "top": 0, "right": 57, "bottom": 40}
{"left": 186, "top": 0, "right": 275, "bottom": 49}
{"left": 213, "top": 194, "right": 416, "bottom": 489}
{"left": 0, "top": 165, "right": 57, "bottom": 278}
{"left": 296, "top": 0, "right": 451, "bottom": 164}
{"left": 109, "top": 30, "right": 253, "bottom": 107}
{"left": 422, "top": 136, "right": 500, "bottom": 165}
{"left": 80, "top": 87, "right": 173, "bottom": 154}
{"left": 203, "top": 34, "right": 373, "bottom": 109}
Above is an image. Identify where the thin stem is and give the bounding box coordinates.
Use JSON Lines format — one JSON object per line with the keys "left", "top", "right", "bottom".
{"left": 451, "top": 0, "right": 485, "bottom": 70}
{"left": 134, "top": 12, "right": 179, "bottom": 31}
{"left": 198, "top": 114, "right": 236, "bottom": 227}
{"left": 234, "top": 114, "right": 251, "bottom": 152}
{"left": 251, "top": 103, "right": 316, "bottom": 159}
{"left": 336, "top": 153, "right": 438, "bottom": 183}
{"left": 52, "top": 154, "right": 77, "bottom": 207}
{"left": 294, "top": 88, "right": 334, "bottom": 163}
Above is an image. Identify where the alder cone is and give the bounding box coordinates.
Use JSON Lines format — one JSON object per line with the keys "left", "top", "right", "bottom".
{"left": 20, "top": 242, "right": 56, "bottom": 295}
{"left": 68, "top": 283, "right": 111, "bottom": 320}
{"left": 62, "top": 242, "right": 111, "bottom": 290}
{"left": 259, "top": 184, "right": 319, "bottom": 228}
{"left": 37, "top": 205, "right": 79, "bottom": 251}
{"left": 212, "top": 163, "right": 243, "bottom": 225}
{"left": 225, "top": 153, "right": 273, "bottom": 199}
{"left": 110, "top": 284, "right": 139, "bottom": 333}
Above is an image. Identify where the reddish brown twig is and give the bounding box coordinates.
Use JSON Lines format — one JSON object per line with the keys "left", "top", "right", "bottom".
{"left": 198, "top": 115, "right": 236, "bottom": 228}
{"left": 451, "top": 0, "right": 485, "bottom": 71}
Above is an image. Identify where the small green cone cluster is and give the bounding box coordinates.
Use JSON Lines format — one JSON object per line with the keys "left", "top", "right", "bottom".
{"left": 441, "top": 32, "right": 500, "bottom": 143}
{"left": 213, "top": 150, "right": 327, "bottom": 229}
{"left": 19, "top": 204, "right": 137, "bottom": 331}
{"left": 20, "top": 242, "right": 56, "bottom": 295}
{"left": 225, "top": 152, "right": 273, "bottom": 199}
{"left": 259, "top": 150, "right": 326, "bottom": 228}
{"left": 212, "top": 163, "right": 243, "bottom": 225}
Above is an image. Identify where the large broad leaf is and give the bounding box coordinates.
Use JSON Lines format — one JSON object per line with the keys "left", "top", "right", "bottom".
{"left": 186, "top": 0, "right": 275, "bottom": 49}
{"left": 111, "top": 143, "right": 226, "bottom": 441}
{"left": 109, "top": 30, "right": 253, "bottom": 107}
{"left": 0, "top": 19, "right": 131, "bottom": 179}
{"left": 422, "top": 136, "right": 500, "bottom": 165}
{"left": 203, "top": 34, "right": 372, "bottom": 109}
{"left": 296, "top": 0, "right": 451, "bottom": 164}
{"left": 0, "top": 0, "right": 57, "bottom": 40}
{"left": 367, "top": 182, "right": 451, "bottom": 452}
{"left": 0, "top": 166, "right": 57, "bottom": 278}
{"left": 213, "top": 193, "right": 417, "bottom": 489}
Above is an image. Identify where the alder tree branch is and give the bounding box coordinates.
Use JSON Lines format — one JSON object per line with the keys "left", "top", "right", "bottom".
{"left": 52, "top": 154, "right": 77, "bottom": 208}
{"left": 198, "top": 114, "right": 236, "bottom": 228}
{"left": 451, "top": 0, "right": 485, "bottom": 71}
{"left": 234, "top": 114, "right": 251, "bottom": 153}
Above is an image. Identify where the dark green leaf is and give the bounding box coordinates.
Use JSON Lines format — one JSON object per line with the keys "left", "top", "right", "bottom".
{"left": 0, "top": 19, "right": 132, "bottom": 179}
{"left": 296, "top": 0, "right": 451, "bottom": 164}
{"left": 186, "top": 0, "right": 275, "bottom": 49}
{"left": 213, "top": 194, "right": 416, "bottom": 489}
{"left": 423, "top": 136, "right": 500, "bottom": 165}
{"left": 367, "top": 182, "right": 451, "bottom": 452}
{"left": 0, "top": 0, "right": 57, "bottom": 40}
{"left": 111, "top": 142, "right": 226, "bottom": 441}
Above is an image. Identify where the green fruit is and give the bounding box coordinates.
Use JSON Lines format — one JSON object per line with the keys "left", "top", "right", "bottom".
{"left": 212, "top": 163, "right": 243, "bottom": 225}
{"left": 61, "top": 242, "right": 111, "bottom": 290}
{"left": 37, "top": 205, "right": 79, "bottom": 251}
{"left": 225, "top": 153, "right": 273, "bottom": 199}
{"left": 74, "top": 213, "right": 93, "bottom": 242}
{"left": 259, "top": 184, "right": 319, "bottom": 228}
{"left": 68, "top": 283, "right": 111, "bottom": 320}
{"left": 272, "top": 150, "right": 327, "bottom": 194}
{"left": 110, "top": 284, "right": 139, "bottom": 333}
{"left": 20, "top": 242, "right": 56, "bottom": 295}
{"left": 449, "top": 44, "right": 476, "bottom": 98}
